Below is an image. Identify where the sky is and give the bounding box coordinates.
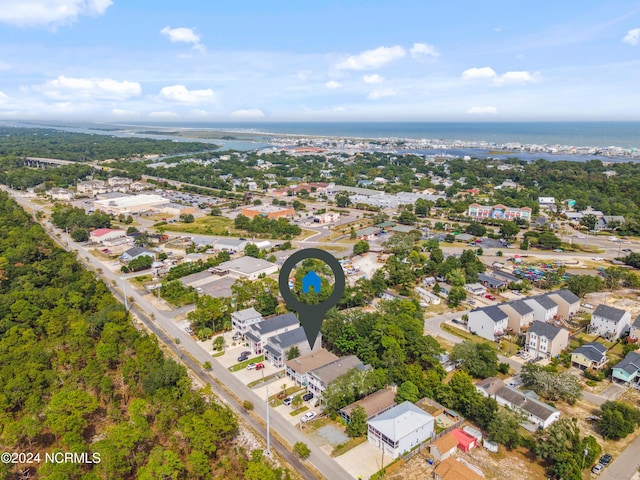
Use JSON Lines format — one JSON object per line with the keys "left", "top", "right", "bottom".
{"left": 0, "top": 0, "right": 639, "bottom": 122}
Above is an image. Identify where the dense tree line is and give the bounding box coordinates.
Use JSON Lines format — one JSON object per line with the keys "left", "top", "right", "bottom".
{"left": 234, "top": 214, "right": 301, "bottom": 237}
{"left": 0, "top": 191, "right": 287, "bottom": 479}
{"left": 0, "top": 157, "right": 94, "bottom": 190}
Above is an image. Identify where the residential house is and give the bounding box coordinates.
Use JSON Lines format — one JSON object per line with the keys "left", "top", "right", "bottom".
{"left": 415, "top": 287, "right": 441, "bottom": 305}
{"left": 524, "top": 294, "right": 559, "bottom": 322}
{"left": 285, "top": 349, "right": 339, "bottom": 387}
{"left": 499, "top": 299, "right": 535, "bottom": 333}
{"left": 571, "top": 342, "right": 608, "bottom": 371}
{"left": 244, "top": 313, "right": 299, "bottom": 355}
{"left": 612, "top": 351, "right": 640, "bottom": 385}
{"left": 120, "top": 246, "right": 155, "bottom": 262}
{"left": 107, "top": 176, "right": 132, "bottom": 187}
{"left": 339, "top": 389, "right": 397, "bottom": 424}
{"left": 49, "top": 188, "right": 74, "bottom": 201}
{"left": 630, "top": 315, "right": 640, "bottom": 341}
{"left": 230, "top": 307, "right": 263, "bottom": 335}
{"left": 77, "top": 179, "right": 108, "bottom": 195}
{"left": 307, "top": 355, "right": 368, "bottom": 402}
{"left": 468, "top": 306, "right": 509, "bottom": 341}
{"left": 263, "top": 327, "right": 320, "bottom": 368}
{"left": 422, "top": 276, "right": 436, "bottom": 287}
{"left": 595, "top": 215, "right": 626, "bottom": 232}
{"left": 525, "top": 321, "right": 569, "bottom": 360}
{"left": 478, "top": 273, "right": 507, "bottom": 290}
{"left": 476, "top": 378, "right": 560, "bottom": 429}
{"left": 429, "top": 432, "right": 458, "bottom": 461}
{"left": 464, "top": 283, "right": 486, "bottom": 296}
{"left": 367, "top": 401, "right": 435, "bottom": 459}
{"left": 538, "top": 197, "right": 557, "bottom": 210}
{"left": 433, "top": 458, "right": 484, "bottom": 480}
{"left": 590, "top": 304, "right": 631, "bottom": 339}
{"left": 355, "top": 226, "right": 381, "bottom": 240}
{"left": 547, "top": 289, "right": 581, "bottom": 320}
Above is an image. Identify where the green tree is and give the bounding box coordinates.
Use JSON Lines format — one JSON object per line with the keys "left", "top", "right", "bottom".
{"left": 180, "top": 213, "right": 195, "bottom": 223}
{"left": 346, "top": 405, "right": 368, "bottom": 438}
{"left": 292, "top": 394, "right": 303, "bottom": 410}
{"left": 450, "top": 342, "right": 499, "bottom": 378}
{"left": 45, "top": 389, "right": 99, "bottom": 442}
{"left": 538, "top": 231, "right": 561, "bottom": 249}
{"left": 353, "top": 240, "right": 370, "bottom": 255}
{"left": 71, "top": 227, "right": 89, "bottom": 242}
{"left": 499, "top": 221, "right": 519, "bottom": 239}
{"left": 245, "top": 243, "right": 260, "bottom": 258}
{"left": 287, "top": 345, "right": 300, "bottom": 360}
{"left": 599, "top": 401, "right": 640, "bottom": 440}
{"left": 465, "top": 222, "right": 486, "bottom": 237}
{"left": 336, "top": 191, "right": 351, "bottom": 208}
{"left": 396, "top": 381, "right": 420, "bottom": 403}
{"left": 488, "top": 407, "right": 523, "bottom": 449}
{"left": 294, "top": 441, "right": 311, "bottom": 459}
{"left": 446, "top": 285, "right": 467, "bottom": 307}
{"left": 580, "top": 214, "right": 598, "bottom": 231}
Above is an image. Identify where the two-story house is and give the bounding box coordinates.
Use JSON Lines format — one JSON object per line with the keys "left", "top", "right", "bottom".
{"left": 612, "top": 351, "right": 640, "bottom": 385}
{"left": 307, "top": 355, "right": 369, "bottom": 402}
{"left": 525, "top": 321, "right": 569, "bottom": 360}
{"left": 590, "top": 304, "right": 631, "bottom": 339}
{"left": 547, "top": 289, "right": 581, "bottom": 320}
{"left": 263, "top": 327, "right": 320, "bottom": 368}
{"left": 244, "top": 312, "right": 299, "bottom": 355}
{"left": 285, "top": 349, "right": 339, "bottom": 387}
{"left": 499, "top": 299, "right": 534, "bottom": 333}
{"left": 231, "top": 307, "right": 264, "bottom": 336}
{"left": 524, "top": 294, "right": 558, "bottom": 322}
{"left": 629, "top": 315, "right": 640, "bottom": 341}
{"left": 468, "top": 306, "right": 509, "bottom": 341}
{"left": 571, "top": 342, "right": 608, "bottom": 371}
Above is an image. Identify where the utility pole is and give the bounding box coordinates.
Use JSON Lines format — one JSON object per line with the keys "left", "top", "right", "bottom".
{"left": 122, "top": 276, "right": 128, "bottom": 311}
{"left": 266, "top": 385, "right": 271, "bottom": 456}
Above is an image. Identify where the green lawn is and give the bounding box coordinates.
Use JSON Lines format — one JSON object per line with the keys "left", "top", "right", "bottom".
{"left": 268, "top": 386, "right": 305, "bottom": 407}
{"left": 228, "top": 355, "right": 264, "bottom": 372}
{"left": 247, "top": 370, "right": 285, "bottom": 388}
{"left": 163, "top": 216, "right": 236, "bottom": 235}
{"left": 441, "top": 323, "right": 496, "bottom": 346}
{"left": 331, "top": 437, "right": 367, "bottom": 457}
{"left": 289, "top": 406, "right": 309, "bottom": 416}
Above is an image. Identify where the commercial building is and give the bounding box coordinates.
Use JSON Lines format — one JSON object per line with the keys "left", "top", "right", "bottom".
{"left": 211, "top": 238, "right": 248, "bottom": 253}
{"left": 212, "top": 257, "right": 278, "bottom": 280}
{"left": 467, "top": 203, "right": 532, "bottom": 222}
{"left": 89, "top": 228, "right": 127, "bottom": 245}
{"left": 95, "top": 194, "right": 168, "bottom": 215}
{"left": 367, "top": 401, "right": 435, "bottom": 459}
{"left": 241, "top": 204, "right": 294, "bottom": 219}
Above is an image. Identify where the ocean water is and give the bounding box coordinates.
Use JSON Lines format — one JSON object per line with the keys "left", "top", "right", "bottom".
{"left": 127, "top": 121, "right": 640, "bottom": 150}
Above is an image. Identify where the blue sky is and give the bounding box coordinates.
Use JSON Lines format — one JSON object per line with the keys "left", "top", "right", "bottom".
{"left": 0, "top": 0, "right": 639, "bottom": 122}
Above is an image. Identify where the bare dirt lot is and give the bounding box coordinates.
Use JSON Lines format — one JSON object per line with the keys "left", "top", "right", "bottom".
{"left": 584, "top": 289, "right": 640, "bottom": 317}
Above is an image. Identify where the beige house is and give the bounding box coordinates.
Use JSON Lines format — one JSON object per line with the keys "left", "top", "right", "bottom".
{"left": 285, "top": 349, "right": 338, "bottom": 387}
{"left": 499, "top": 299, "right": 535, "bottom": 333}
{"left": 339, "top": 389, "right": 396, "bottom": 424}
{"left": 525, "top": 321, "right": 569, "bottom": 360}
{"left": 429, "top": 432, "right": 459, "bottom": 461}
{"left": 571, "top": 342, "right": 608, "bottom": 371}
{"left": 547, "top": 289, "right": 581, "bottom": 320}
{"left": 433, "top": 457, "right": 484, "bottom": 480}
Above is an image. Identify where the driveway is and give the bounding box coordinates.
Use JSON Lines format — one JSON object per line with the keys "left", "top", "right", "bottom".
{"left": 335, "top": 440, "right": 394, "bottom": 480}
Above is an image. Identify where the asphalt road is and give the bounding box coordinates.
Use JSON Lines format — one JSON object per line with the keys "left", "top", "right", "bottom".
{"left": 5, "top": 188, "right": 351, "bottom": 480}
{"left": 600, "top": 432, "right": 640, "bottom": 480}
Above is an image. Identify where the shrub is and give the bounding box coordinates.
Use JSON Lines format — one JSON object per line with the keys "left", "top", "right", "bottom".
{"left": 293, "top": 442, "right": 311, "bottom": 459}
{"left": 242, "top": 400, "right": 254, "bottom": 411}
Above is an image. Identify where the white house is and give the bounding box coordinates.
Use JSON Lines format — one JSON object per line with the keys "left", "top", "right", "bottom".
{"left": 415, "top": 287, "right": 441, "bottom": 305}
{"left": 89, "top": 228, "right": 127, "bottom": 245}
{"left": 524, "top": 295, "right": 558, "bottom": 322}
{"left": 367, "top": 401, "right": 435, "bottom": 459}
{"left": 49, "top": 188, "right": 74, "bottom": 201}
{"left": 590, "top": 304, "right": 631, "bottom": 339}
{"left": 285, "top": 349, "right": 339, "bottom": 387}
{"left": 468, "top": 306, "right": 509, "bottom": 341}
{"left": 525, "top": 321, "right": 569, "bottom": 360}
{"left": 231, "top": 307, "right": 263, "bottom": 335}
{"left": 464, "top": 283, "right": 487, "bottom": 296}
{"left": 476, "top": 378, "right": 560, "bottom": 429}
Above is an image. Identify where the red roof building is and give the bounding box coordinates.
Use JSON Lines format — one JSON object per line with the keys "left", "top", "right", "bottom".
{"left": 451, "top": 428, "right": 476, "bottom": 452}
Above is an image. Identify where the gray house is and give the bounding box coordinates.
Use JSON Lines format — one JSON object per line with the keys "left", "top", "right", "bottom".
{"left": 231, "top": 307, "right": 263, "bottom": 335}
{"left": 263, "top": 327, "right": 320, "bottom": 368}
{"left": 244, "top": 312, "right": 299, "bottom": 355}
{"left": 121, "top": 246, "right": 155, "bottom": 262}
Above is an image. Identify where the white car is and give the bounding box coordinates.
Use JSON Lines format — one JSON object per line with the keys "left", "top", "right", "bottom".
{"left": 592, "top": 257, "right": 603, "bottom": 261}
{"left": 301, "top": 411, "right": 317, "bottom": 423}
{"left": 246, "top": 363, "right": 257, "bottom": 370}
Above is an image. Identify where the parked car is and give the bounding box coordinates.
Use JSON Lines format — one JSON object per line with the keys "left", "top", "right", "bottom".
{"left": 237, "top": 354, "right": 249, "bottom": 362}
{"left": 240, "top": 351, "right": 251, "bottom": 357}
{"left": 592, "top": 257, "right": 603, "bottom": 261}
{"left": 283, "top": 396, "right": 294, "bottom": 406}
{"left": 255, "top": 362, "right": 264, "bottom": 370}
{"left": 246, "top": 363, "right": 257, "bottom": 370}
{"left": 591, "top": 464, "right": 604, "bottom": 475}
{"left": 599, "top": 454, "right": 612, "bottom": 466}
{"left": 301, "top": 412, "right": 317, "bottom": 423}
{"left": 622, "top": 248, "right": 632, "bottom": 253}
{"left": 485, "top": 294, "right": 496, "bottom": 300}
{"left": 302, "top": 392, "right": 314, "bottom": 402}
{"left": 185, "top": 326, "right": 193, "bottom": 334}
{"left": 467, "top": 299, "right": 476, "bottom": 305}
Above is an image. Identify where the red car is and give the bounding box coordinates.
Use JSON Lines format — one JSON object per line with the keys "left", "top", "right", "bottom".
{"left": 485, "top": 294, "right": 496, "bottom": 300}
{"left": 255, "top": 362, "right": 264, "bottom": 370}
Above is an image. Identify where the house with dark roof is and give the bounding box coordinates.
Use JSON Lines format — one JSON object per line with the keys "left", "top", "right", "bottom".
{"left": 630, "top": 315, "right": 640, "bottom": 341}
{"left": 499, "top": 299, "right": 534, "bottom": 333}
{"left": 120, "top": 246, "right": 156, "bottom": 262}
{"left": 476, "top": 378, "right": 560, "bottom": 429}
{"left": 468, "top": 305, "right": 509, "bottom": 341}
{"left": 590, "top": 304, "right": 631, "bottom": 339}
{"left": 547, "top": 289, "right": 581, "bottom": 320}
{"left": 571, "top": 342, "right": 608, "bottom": 371}
{"left": 231, "top": 307, "right": 263, "bottom": 335}
{"left": 367, "top": 401, "right": 435, "bottom": 459}
{"left": 524, "top": 294, "right": 559, "bottom": 322}
{"left": 478, "top": 273, "right": 507, "bottom": 290}
{"left": 612, "top": 351, "right": 640, "bottom": 384}
{"left": 525, "top": 321, "right": 569, "bottom": 359}
{"left": 263, "top": 327, "right": 320, "bottom": 368}
{"left": 244, "top": 312, "right": 299, "bottom": 355}
{"left": 339, "top": 388, "right": 396, "bottom": 424}
{"left": 307, "top": 355, "right": 369, "bottom": 401}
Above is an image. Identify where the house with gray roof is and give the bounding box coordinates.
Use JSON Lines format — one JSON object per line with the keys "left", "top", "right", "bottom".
{"left": 478, "top": 273, "right": 507, "bottom": 290}
{"left": 211, "top": 238, "right": 248, "bottom": 252}
{"left": 612, "top": 351, "right": 640, "bottom": 385}
{"left": 547, "top": 289, "right": 581, "bottom": 320}
{"left": 630, "top": 315, "right": 640, "bottom": 341}
{"left": 121, "top": 246, "right": 155, "bottom": 262}
{"left": 468, "top": 305, "right": 509, "bottom": 341}
{"left": 476, "top": 378, "right": 560, "bottom": 429}
{"left": 231, "top": 307, "right": 263, "bottom": 335}
{"left": 571, "top": 342, "right": 608, "bottom": 371}
{"left": 263, "top": 327, "right": 320, "bottom": 368}
{"left": 590, "top": 304, "right": 631, "bottom": 339}
{"left": 499, "top": 299, "right": 534, "bottom": 333}
{"left": 524, "top": 294, "right": 559, "bottom": 322}
{"left": 525, "top": 321, "right": 569, "bottom": 360}
{"left": 367, "top": 401, "right": 435, "bottom": 459}
{"left": 306, "top": 355, "right": 369, "bottom": 401}
{"left": 355, "top": 226, "right": 381, "bottom": 240}
{"left": 244, "top": 312, "right": 299, "bottom": 355}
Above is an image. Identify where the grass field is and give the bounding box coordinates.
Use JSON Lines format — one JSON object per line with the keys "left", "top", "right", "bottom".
{"left": 441, "top": 323, "right": 497, "bottom": 346}
{"left": 163, "top": 216, "right": 237, "bottom": 235}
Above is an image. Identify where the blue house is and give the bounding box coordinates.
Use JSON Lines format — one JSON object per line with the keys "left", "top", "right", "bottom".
{"left": 302, "top": 271, "right": 322, "bottom": 293}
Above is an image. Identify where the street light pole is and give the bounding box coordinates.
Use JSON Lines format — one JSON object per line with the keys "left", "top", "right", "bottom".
{"left": 121, "top": 276, "right": 128, "bottom": 311}
{"left": 266, "top": 385, "right": 271, "bottom": 456}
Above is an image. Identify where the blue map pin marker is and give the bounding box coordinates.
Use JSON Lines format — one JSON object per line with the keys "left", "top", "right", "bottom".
{"left": 278, "top": 248, "right": 345, "bottom": 349}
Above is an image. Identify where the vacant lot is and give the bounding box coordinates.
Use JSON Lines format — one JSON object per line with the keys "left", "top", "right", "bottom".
{"left": 163, "top": 216, "right": 235, "bottom": 235}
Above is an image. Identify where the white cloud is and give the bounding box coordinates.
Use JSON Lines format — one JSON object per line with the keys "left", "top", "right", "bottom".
{"left": 462, "top": 67, "right": 498, "bottom": 80}
{"left": 159, "top": 84, "right": 216, "bottom": 104}
{"left": 623, "top": 28, "right": 640, "bottom": 46}
{"left": 111, "top": 108, "right": 137, "bottom": 116}
{"left": 336, "top": 45, "right": 406, "bottom": 70}
{"left": 149, "top": 111, "right": 180, "bottom": 120}
{"left": 0, "top": 91, "right": 9, "bottom": 103}
{"left": 230, "top": 108, "right": 265, "bottom": 120}
{"left": 160, "top": 26, "right": 204, "bottom": 51}
{"left": 410, "top": 42, "right": 440, "bottom": 58}
{"left": 367, "top": 88, "right": 398, "bottom": 100}
{"left": 494, "top": 70, "right": 535, "bottom": 85}
{"left": 0, "top": 0, "right": 112, "bottom": 28}
{"left": 363, "top": 74, "right": 384, "bottom": 84}
{"left": 466, "top": 106, "right": 498, "bottom": 115}
{"left": 325, "top": 80, "right": 341, "bottom": 89}
{"left": 0, "top": 61, "right": 10, "bottom": 71}
{"left": 39, "top": 75, "right": 141, "bottom": 100}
